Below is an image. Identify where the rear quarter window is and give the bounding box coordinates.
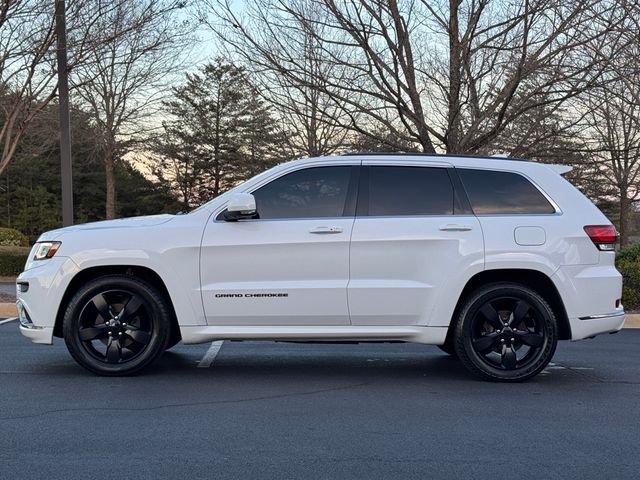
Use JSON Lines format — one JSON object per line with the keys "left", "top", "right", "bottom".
{"left": 458, "top": 169, "right": 555, "bottom": 215}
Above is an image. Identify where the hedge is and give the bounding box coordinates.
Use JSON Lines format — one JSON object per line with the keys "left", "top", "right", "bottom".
{"left": 0, "top": 228, "right": 29, "bottom": 247}
{"left": 617, "top": 243, "right": 640, "bottom": 311}
{"left": 0, "top": 246, "right": 30, "bottom": 276}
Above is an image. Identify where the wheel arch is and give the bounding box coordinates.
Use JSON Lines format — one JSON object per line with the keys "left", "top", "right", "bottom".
{"left": 53, "top": 265, "right": 181, "bottom": 345}
{"left": 446, "top": 268, "right": 571, "bottom": 342}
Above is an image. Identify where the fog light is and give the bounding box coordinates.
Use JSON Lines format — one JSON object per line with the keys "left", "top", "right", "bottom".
{"left": 16, "top": 301, "right": 34, "bottom": 328}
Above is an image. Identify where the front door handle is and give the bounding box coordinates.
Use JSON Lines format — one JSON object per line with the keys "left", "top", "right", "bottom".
{"left": 309, "top": 226, "right": 343, "bottom": 234}
{"left": 439, "top": 224, "right": 473, "bottom": 232}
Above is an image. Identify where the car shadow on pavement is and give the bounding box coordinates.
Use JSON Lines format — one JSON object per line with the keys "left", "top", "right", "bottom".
{"left": 146, "top": 343, "right": 602, "bottom": 386}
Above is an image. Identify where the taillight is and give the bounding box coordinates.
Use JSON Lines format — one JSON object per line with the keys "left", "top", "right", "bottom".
{"left": 583, "top": 225, "right": 618, "bottom": 251}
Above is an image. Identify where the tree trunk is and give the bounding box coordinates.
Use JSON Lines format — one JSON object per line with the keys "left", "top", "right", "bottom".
{"left": 446, "top": 0, "right": 462, "bottom": 153}
{"left": 105, "top": 146, "right": 116, "bottom": 219}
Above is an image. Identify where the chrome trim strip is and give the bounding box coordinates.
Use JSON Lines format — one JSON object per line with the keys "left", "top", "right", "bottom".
{"left": 579, "top": 312, "right": 625, "bottom": 320}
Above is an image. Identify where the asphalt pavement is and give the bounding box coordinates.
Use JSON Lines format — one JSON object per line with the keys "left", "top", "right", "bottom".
{"left": 1, "top": 319, "right": 639, "bottom": 480}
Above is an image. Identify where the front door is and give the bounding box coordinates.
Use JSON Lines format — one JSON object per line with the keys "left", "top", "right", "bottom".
{"left": 200, "top": 164, "right": 359, "bottom": 326}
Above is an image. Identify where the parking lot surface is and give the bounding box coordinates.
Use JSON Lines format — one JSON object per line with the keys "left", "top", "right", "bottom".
{"left": 1, "top": 320, "right": 639, "bottom": 480}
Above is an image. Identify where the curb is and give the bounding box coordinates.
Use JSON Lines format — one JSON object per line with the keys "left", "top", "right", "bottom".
{"left": 0, "top": 302, "right": 639, "bottom": 328}
{"left": 625, "top": 314, "right": 640, "bottom": 328}
{"left": 0, "top": 303, "right": 17, "bottom": 317}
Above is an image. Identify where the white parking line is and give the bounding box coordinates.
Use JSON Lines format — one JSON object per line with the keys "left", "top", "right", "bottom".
{"left": 0, "top": 317, "right": 18, "bottom": 326}
{"left": 197, "top": 341, "right": 224, "bottom": 368}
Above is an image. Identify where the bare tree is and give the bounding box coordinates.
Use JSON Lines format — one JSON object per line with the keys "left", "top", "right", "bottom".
{"left": 204, "top": 0, "right": 627, "bottom": 154}
{"left": 71, "top": 0, "right": 191, "bottom": 218}
{"left": 0, "top": 0, "right": 58, "bottom": 176}
{"left": 581, "top": 80, "right": 640, "bottom": 247}
{"left": 0, "top": 0, "right": 159, "bottom": 177}
{"left": 202, "top": 0, "right": 352, "bottom": 157}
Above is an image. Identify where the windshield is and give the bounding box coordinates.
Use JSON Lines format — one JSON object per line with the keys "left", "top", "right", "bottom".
{"left": 188, "top": 164, "right": 284, "bottom": 214}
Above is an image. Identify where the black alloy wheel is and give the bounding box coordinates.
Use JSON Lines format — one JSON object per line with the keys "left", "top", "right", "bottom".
{"left": 454, "top": 282, "right": 558, "bottom": 382}
{"left": 77, "top": 290, "right": 153, "bottom": 364}
{"left": 63, "top": 275, "right": 171, "bottom": 376}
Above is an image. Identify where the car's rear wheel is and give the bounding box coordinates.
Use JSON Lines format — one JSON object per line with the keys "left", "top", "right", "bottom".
{"left": 63, "top": 275, "right": 170, "bottom": 376}
{"left": 454, "top": 282, "right": 557, "bottom": 382}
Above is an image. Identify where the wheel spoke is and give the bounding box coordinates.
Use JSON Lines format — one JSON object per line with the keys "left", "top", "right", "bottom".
{"left": 118, "top": 295, "right": 144, "bottom": 324}
{"left": 500, "top": 344, "right": 517, "bottom": 369}
{"left": 473, "top": 333, "right": 499, "bottom": 353}
{"left": 91, "top": 293, "right": 111, "bottom": 322}
{"left": 479, "top": 303, "right": 502, "bottom": 329}
{"left": 510, "top": 300, "right": 531, "bottom": 328}
{"left": 79, "top": 325, "right": 109, "bottom": 341}
{"left": 106, "top": 337, "right": 122, "bottom": 363}
{"left": 516, "top": 331, "right": 544, "bottom": 348}
{"left": 125, "top": 328, "right": 151, "bottom": 345}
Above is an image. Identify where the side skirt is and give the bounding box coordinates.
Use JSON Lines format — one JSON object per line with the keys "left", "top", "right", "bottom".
{"left": 179, "top": 325, "right": 448, "bottom": 346}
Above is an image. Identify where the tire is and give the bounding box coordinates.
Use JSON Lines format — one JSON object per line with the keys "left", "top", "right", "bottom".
{"left": 454, "top": 282, "right": 558, "bottom": 382}
{"left": 63, "top": 275, "right": 171, "bottom": 376}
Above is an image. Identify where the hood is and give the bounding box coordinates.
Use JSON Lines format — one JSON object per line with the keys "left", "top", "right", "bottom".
{"left": 38, "top": 214, "right": 175, "bottom": 241}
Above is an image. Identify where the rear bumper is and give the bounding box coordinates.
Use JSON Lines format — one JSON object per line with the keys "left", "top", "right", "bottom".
{"left": 569, "top": 311, "right": 625, "bottom": 340}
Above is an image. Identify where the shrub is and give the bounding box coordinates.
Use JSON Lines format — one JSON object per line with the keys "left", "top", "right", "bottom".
{"left": 617, "top": 243, "right": 640, "bottom": 311}
{"left": 0, "top": 228, "right": 29, "bottom": 247}
{"left": 0, "top": 246, "right": 30, "bottom": 276}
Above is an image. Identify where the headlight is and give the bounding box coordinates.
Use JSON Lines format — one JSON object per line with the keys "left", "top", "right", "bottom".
{"left": 32, "top": 241, "right": 61, "bottom": 261}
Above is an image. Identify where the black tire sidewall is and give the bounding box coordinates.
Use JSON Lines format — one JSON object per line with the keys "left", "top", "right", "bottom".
{"left": 454, "top": 282, "right": 558, "bottom": 382}
{"left": 63, "top": 275, "right": 170, "bottom": 376}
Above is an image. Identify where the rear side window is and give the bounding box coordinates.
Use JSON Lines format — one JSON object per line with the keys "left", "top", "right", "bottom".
{"left": 252, "top": 166, "right": 351, "bottom": 219}
{"left": 458, "top": 169, "right": 555, "bottom": 215}
{"left": 366, "top": 166, "right": 454, "bottom": 216}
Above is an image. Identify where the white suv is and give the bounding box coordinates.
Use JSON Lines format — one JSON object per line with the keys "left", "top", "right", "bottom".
{"left": 16, "top": 154, "right": 624, "bottom": 381}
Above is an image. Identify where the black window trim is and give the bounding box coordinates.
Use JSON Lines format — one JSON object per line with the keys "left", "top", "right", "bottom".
{"left": 356, "top": 165, "right": 470, "bottom": 218}
{"left": 215, "top": 164, "right": 360, "bottom": 222}
{"left": 453, "top": 166, "right": 561, "bottom": 216}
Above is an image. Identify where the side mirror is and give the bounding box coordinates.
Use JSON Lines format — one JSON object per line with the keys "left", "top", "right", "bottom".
{"left": 222, "top": 193, "right": 258, "bottom": 221}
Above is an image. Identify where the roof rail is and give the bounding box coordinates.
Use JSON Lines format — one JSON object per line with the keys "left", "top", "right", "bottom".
{"left": 341, "top": 152, "right": 526, "bottom": 161}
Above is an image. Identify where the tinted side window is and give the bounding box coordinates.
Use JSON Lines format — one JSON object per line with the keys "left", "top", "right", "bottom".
{"left": 367, "top": 166, "right": 454, "bottom": 216}
{"left": 458, "top": 169, "right": 555, "bottom": 214}
{"left": 252, "top": 166, "right": 352, "bottom": 219}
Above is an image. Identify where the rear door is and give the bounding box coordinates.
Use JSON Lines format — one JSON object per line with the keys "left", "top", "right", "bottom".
{"left": 348, "top": 161, "right": 484, "bottom": 326}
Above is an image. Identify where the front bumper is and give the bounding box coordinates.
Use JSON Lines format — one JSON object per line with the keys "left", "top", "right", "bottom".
{"left": 16, "top": 256, "right": 79, "bottom": 345}
{"left": 569, "top": 310, "right": 625, "bottom": 340}
{"left": 18, "top": 325, "right": 54, "bottom": 344}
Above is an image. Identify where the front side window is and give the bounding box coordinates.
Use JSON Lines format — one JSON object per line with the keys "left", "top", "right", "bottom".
{"left": 252, "top": 166, "right": 352, "bottom": 219}
{"left": 458, "top": 168, "right": 555, "bottom": 215}
{"left": 365, "top": 166, "right": 454, "bottom": 216}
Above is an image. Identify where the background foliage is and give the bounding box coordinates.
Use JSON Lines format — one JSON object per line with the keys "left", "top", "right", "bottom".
{"left": 617, "top": 244, "right": 640, "bottom": 310}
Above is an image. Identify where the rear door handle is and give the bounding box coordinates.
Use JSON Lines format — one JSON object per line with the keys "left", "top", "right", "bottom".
{"left": 439, "top": 224, "right": 473, "bottom": 232}
{"left": 309, "top": 226, "right": 343, "bottom": 234}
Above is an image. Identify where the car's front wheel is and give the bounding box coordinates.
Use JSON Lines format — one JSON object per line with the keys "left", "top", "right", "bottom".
{"left": 63, "top": 275, "right": 171, "bottom": 376}
{"left": 454, "top": 282, "right": 558, "bottom": 382}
